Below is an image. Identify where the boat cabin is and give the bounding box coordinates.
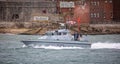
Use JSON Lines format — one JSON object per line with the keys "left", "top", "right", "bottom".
{"left": 45, "top": 29, "right": 70, "bottom": 36}
{"left": 40, "top": 29, "right": 73, "bottom": 41}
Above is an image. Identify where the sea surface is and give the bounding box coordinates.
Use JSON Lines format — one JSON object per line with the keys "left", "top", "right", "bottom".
{"left": 0, "top": 34, "right": 120, "bottom": 64}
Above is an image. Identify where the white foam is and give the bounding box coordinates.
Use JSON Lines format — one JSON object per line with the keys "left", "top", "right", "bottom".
{"left": 91, "top": 42, "right": 120, "bottom": 49}
{"left": 33, "top": 45, "right": 84, "bottom": 50}
{"left": 22, "top": 45, "right": 27, "bottom": 48}
{"left": 22, "top": 42, "right": 120, "bottom": 49}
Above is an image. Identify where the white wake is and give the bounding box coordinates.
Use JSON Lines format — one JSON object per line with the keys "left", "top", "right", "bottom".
{"left": 33, "top": 45, "right": 84, "bottom": 50}
{"left": 91, "top": 42, "right": 120, "bottom": 49}
{"left": 22, "top": 42, "right": 120, "bottom": 49}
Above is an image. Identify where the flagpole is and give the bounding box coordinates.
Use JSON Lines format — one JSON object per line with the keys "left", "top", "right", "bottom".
{"left": 77, "top": 17, "right": 80, "bottom": 33}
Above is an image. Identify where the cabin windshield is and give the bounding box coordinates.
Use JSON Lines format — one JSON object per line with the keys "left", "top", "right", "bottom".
{"left": 46, "top": 29, "right": 69, "bottom": 36}
{"left": 62, "top": 32, "right": 67, "bottom": 35}
{"left": 46, "top": 32, "right": 67, "bottom": 36}
{"left": 58, "top": 32, "right": 67, "bottom": 35}
{"left": 45, "top": 32, "right": 53, "bottom": 35}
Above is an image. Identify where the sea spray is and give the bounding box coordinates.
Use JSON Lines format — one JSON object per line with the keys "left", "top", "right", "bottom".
{"left": 22, "top": 42, "right": 120, "bottom": 49}
{"left": 22, "top": 45, "right": 27, "bottom": 48}
{"left": 91, "top": 42, "right": 120, "bottom": 49}
{"left": 28, "top": 45, "right": 84, "bottom": 50}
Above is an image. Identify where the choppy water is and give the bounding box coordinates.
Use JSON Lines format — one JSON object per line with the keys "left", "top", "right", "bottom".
{"left": 0, "top": 34, "right": 120, "bottom": 64}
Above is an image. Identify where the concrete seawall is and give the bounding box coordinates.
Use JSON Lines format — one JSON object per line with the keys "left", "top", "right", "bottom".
{"left": 89, "top": 24, "right": 120, "bottom": 34}
{"left": 0, "top": 22, "right": 120, "bottom": 35}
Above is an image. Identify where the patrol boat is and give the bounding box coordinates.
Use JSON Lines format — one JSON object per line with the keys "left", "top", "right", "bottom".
{"left": 22, "top": 29, "right": 91, "bottom": 48}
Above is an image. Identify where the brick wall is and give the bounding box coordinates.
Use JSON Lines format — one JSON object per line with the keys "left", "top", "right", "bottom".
{"left": 90, "top": 0, "right": 113, "bottom": 23}
{"left": 58, "top": 0, "right": 113, "bottom": 24}
{"left": 113, "top": 0, "right": 120, "bottom": 22}
{"left": 0, "top": 1, "right": 57, "bottom": 22}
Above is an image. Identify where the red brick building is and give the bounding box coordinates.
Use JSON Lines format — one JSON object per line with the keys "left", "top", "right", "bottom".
{"left": 113, "top": 0, "right": 120, "bottom": 22}
{"left": 57, "top": 0, "right": 113, "bottom": 24}
{"left": 90, "top": 0, "right": 113, "bottom": 23}
{"left": 0, "top": 0, "right": 119, "bottom": 24}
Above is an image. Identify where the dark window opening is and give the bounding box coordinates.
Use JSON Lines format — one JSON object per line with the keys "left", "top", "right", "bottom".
{"left": 58, "top": 32, "right": 61, "bottom": 35}
{"left": 12, "top": 14, "right": 19, "bottom": 19}
{"left": 63, "top": 32, "right": 67, "bottom": 35}
{"left": 42, "top": 10, "right": 46, "bottom": 14}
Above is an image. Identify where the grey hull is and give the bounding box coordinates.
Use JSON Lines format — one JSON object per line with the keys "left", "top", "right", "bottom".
{"left": 22, "top": 40, "right": 91, "bottom": 48}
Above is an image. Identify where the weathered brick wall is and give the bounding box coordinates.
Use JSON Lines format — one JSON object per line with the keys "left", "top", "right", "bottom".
{"left": 113, "top": 0, "right": 120, "bottom": 21}
{"left": 90, "top": 0, "right": 113, "bottom": 23}
{"left": 0, "top": 1, "right": 57, "bottom": 22}
{"left": 73, "top": 0, "right": 90, "bottom": 23}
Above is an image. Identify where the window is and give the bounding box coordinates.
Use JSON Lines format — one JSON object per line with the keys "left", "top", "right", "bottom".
{"left": 111, "top": 12, "right": 113, "bottom": 18}
{"left": 91, "top": 1, "right": 94, "bottom": 5}
{"left": 105, "top": 0, "right": 107, "bottom": 3}
{"left": 97, "top": 13, "right": 100, "bottom": 18}
{"left": 63, "top": 32, "right": 67, "bottom": 35}
{"left": 94, "top": 13, "right": 96, "bottom": 18}
{"left": 91, "top": 13, "right": 93, "bottom": 18}
{"left": 91, "top": 1, "right": 100, "bottom": 6}
{"left": 58, "top": 32, "right": 61, "bottom": 35}
{"left": 97, "top": 1, "right": 100, "bottom": 6}
{"left": 103, "top": 12, "right": 106, "bottom": 18}
{"left": 12, "top": 14, "right": 19, "bottom": 19}
{"left": 109, "top": 0, "right": 112, "bottom": 3}
{"left": 94, "top": 1, "right": 97, "bottom": 6}
{"left": 42, "top": 10, "right": 46, "bottom": 14}
{"left": 91, "top": 13, "right": 99, "bottom": 18}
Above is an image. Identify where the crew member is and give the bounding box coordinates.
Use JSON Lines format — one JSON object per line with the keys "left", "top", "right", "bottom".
{"left": 73, "top": 32, "right": 79, "bottom": 41}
